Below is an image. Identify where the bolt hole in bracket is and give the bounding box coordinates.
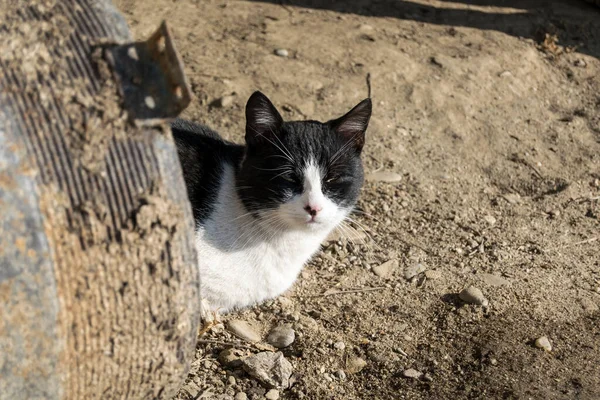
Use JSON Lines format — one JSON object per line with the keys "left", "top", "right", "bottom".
{"left": 103, "top": 21, "right": 192, "bottom": 126}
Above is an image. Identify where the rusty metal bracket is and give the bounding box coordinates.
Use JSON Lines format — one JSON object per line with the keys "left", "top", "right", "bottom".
{"left": 105, "top": 21, "right": 192, "bottom": 126}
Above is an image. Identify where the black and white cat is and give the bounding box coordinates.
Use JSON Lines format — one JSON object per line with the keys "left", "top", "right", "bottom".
{"left": 172, "top": 91, "right": 371, "bottom": 312}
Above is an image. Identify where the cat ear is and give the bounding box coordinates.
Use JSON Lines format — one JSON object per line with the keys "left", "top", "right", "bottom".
{"left": 329, "top": 98, "right": 372, "bottom": 152}
{"left": 245, "top": 91, "right": 283, "bottom": 143}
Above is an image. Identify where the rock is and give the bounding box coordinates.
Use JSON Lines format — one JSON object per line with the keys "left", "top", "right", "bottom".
{"left": 265, "top": 389, "right": 280, "bottom": 400}
{"left": 278, "top": 296, "right": 293, "bottom": 310}
{"left": 404, "top": 263, "right": 426, "bottom": 280}
{"left": 403, "top": 368, "right": 422, "bottom": 379}
{"left": 242, "top": 352, "right": 293, "bottom": 389}
{"left": 346, "top": 357, "right": 367, "bottom": 374}
{"left": 459, "top": 286, "right": 488, "bottom": 306}
{"left": 373, "top": 259, "right": 397, "bottom": 278}
{"left": 424, "top": 270, "right": 442, "bottom": 280}
{"left": 534, "top": 336, "right": 552, "bottom": 352}
{"left": 483, "top": 215, "right": 497, "bottom": 225}
{"left": 503, "top": 193, "right": 521, "bottom": 204}
{"left": 218, "top": 348, "right": 245, "bottom": 367}
{"left": 234, "top": 393, "right": 248, "bottom": 400}
{"left": 227, "top": 320, "right": 261, "bottom": 342}
{"left": 499, "top": 70, "right": 513, "bottom": 78}
{"left": 333, "top": 341, "right": 346, "bottom": 351}
{"left": 182, "top": 381, "right": 201, "bottom": 397}
{"left": 334, "top": 369, "right": 347, "bottom": 380}
{"left": 274, "top": 48, "right": 289, "bottom": 57}
{"left": 366, "top": 171, "right": 402, "bottom": 183}
{"left": 214, "top": 94, "right": 235, "bottom": 108}
{"left": 267, "top": 325, "right": 295, "bottom": 348}
{"left": 574, "top": 59, "right": 587, "bottom": 68}
{"left": 479, "top": 273, "right": 510, "bottom": 286}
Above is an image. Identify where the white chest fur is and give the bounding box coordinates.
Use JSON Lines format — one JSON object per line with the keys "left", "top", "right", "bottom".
{"left": 195, "top": 164, "right": 334, "bottom": 312}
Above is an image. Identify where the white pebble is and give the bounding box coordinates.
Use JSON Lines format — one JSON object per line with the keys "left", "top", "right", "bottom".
{"left": 535, "top": 336, "right": 552, "bottom": 352}
{"left": 274, "top": 48, "right": 289, "bottom": 57}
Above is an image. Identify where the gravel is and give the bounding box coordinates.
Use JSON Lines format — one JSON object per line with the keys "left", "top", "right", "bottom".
{"left": 242, "top": 352, "right": 293, "bottom": 389}
{"left": 267, "top": 325, "right": 296, "bottom": 348}
{"left": 227, "top": 320, "right": 261, "bottom": 342}
{"left": 404, "top": 263, "right": 426, "bottom": 280}
{"left": 459, "top": 286, "right": 489, "bottom": 306}
{"left": 535, "top": 336, "right": 552, "bottom": 352}
{"left": 372, "top": 259, "right": 397, "bottom": 278}
{"left": 333, "top": 341, "right": 346, "bottom": 351}
{"left": 218, "top": 348, "right": 245, "bottom": 368}
{"left": 346, "top": 357, "right": 367, "bottom": 374}
{"left": 403, "top": 368, "right": 423, "bottom": 379}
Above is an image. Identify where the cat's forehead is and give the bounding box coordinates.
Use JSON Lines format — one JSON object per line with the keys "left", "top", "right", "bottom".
{"left": 278, "top": 122, "right": 340, "bottom": 164}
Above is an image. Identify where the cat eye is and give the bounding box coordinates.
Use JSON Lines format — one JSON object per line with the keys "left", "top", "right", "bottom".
{"left": 281, "top": 174, "right": 296, "bottom": 183}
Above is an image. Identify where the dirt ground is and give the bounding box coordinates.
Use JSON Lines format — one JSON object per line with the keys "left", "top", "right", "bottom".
{"left": 114, "top": 1, "right": 600, "bottom": 398}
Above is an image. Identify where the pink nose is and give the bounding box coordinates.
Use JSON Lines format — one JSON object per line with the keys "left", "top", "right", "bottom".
{"left": 304, "top": 205, "right": 322, "bottom": 217}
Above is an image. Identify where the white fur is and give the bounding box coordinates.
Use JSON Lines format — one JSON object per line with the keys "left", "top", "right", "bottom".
{"left": 196, "top": 160, "right": 349, "bottom": 312}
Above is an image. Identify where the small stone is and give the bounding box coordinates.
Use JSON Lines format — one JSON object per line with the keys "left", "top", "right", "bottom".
{"left": 334, "top": 369, "right": 347, "bottom": 380}
{"left": 274, "top": 48, "right": 289, "bottom": 57}
{"left": 424, "top": 270, "right": 442, "bottom": 280}
{"left": 479, "top": 273, "right": 510, "bottom": 287}
{"left": 483, "top": 215, "right": 497, "bottom": 225}
{"left": 144, "top": 96, "right": 155, "bottom": 109}
{"left": 265, "top": 389, "right": 280, "bottom": 400}
{"left": 215, "top": 94, "right": 235, "bottom": 108}
{"left": 373, "top": 259, "right": 398, "bottom": 278}
{"left": 346, "top": 357, "right": 367, "bottom": 374}
{"left": 218, "top": 348, "right": 245, "bottom": 367}
{"left": 182, "top": 381, "right": 201, "bottom": 397}
{"left": 333, "top": 341, "right": 346, "bottom": 351}
{"left": 228, "top": 376, "right": 236, "bottom": 385}
{"left": 459, "top": 286, "right": 489, "bottom": 306}
{"left": 366, "top": 171, "right": 402, "bottom": 183}
{"left": 499, "top": 70, "right": 513, "bottom": 78}
{"left": 503, "top": 193, "right": 521, "bottom": 204}
{"left": 535, "top": 336, "right": 552, "bottom": 352}
{"left": 242, "top": 352, "right": 293, "bottom": 389}
{"left": 404, "top": 263, "right": 426, "bottom": 280}
{"left": 127, "top": 46, "right": 139, "bottom": 60}
{"left": 227, "top": 320, "right": 261, "bottom": 342}
{"left": 267, "top": 325, "right": 295, "bottom": 348}
{"left": 234, "top": 393, "right": 248, "bottom": 400}
{"left": 403, "top": 368, "right": 422, "bottom": 379}
{"left": 278, "top": 296, "right": 293, "bottom": 310}
{"left": 574, "top": 59, "right": 587, "bottom": 68}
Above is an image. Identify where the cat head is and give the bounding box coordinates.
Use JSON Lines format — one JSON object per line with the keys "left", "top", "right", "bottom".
{"left": 236, "top": 91, "right": 371, "bottom": 233}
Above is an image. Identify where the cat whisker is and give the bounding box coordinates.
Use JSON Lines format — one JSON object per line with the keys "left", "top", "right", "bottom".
{"left": 270, "top": 170, "right": 293, "bottom": 181}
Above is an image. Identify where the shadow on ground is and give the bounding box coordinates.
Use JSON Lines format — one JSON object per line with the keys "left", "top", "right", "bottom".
{"left": 250, "top": 0, "right": 600, "bottom": 59}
